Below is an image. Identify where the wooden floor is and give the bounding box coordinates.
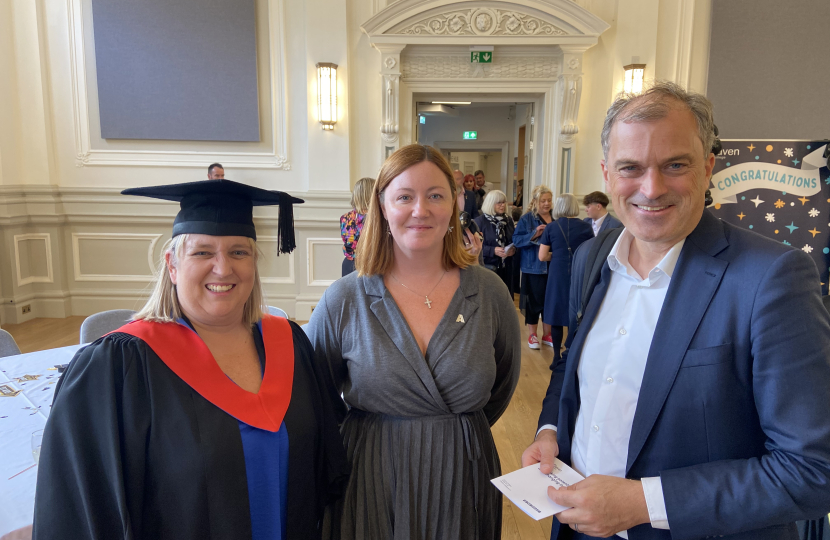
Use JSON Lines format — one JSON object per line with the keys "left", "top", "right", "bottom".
{"left": 1, "top": 307, "right": 556, "bottom": 540}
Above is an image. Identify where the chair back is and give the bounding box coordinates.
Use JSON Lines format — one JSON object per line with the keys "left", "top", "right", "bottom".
{"left": 80, "top": 309, "right": 137, "bottom": 343}
{"left": 0, "top": 329, "right": 21, "bottom": 357}
{"left": 267, "top": 306, "right": 288, "bottom": 318}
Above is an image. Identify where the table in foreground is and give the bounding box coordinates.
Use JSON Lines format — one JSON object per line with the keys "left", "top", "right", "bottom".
{"left": 0, "top": 344, "right": 83, "bottom": 538}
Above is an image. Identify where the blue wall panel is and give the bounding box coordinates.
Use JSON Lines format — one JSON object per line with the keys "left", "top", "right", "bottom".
{"left": 91, "top": 0, "right": 260, "bottom": 142}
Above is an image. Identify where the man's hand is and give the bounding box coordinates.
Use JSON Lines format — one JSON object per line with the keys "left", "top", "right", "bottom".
{"left": 521, "top": 429, "right": 559, "bottom": 474}
{"left": 494, "top": 247, "right": 506, "bottom": 257}
{"left": 548, "top": 475, "right": 651, "bottom": 538}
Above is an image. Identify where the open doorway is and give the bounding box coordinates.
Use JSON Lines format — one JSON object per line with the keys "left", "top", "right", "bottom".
{"left": 415, "top": 100, "right": 535, "bottom": 211}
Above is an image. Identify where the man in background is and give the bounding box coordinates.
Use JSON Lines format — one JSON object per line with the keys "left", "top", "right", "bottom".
{"left": 582, "top": 191, "right": 622, "bottom": 236}
{"left": 207, "top": 163, "right": 225, "bottom": 180}
{"left": 474, "top": 169, "right": 487, "bottom": 211}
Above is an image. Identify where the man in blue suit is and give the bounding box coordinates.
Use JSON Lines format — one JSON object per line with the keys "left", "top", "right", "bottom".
{"left": 582, "top": 191, "right": 622, "bottom": 236}
{"left": 522, "top": 81, "right": 830, "bottom": 539}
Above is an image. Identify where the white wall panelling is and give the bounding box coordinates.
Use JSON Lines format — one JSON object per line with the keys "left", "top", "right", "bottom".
{"left": 14, "top": 233, "right": 53, "bottom": 286}
{"left": 71, "top": 233, "right": 162, "bottom": 282}
{"left": 306, "top": 238, "right": 344, "bottom": 287}
{"left": 0, "top": 186, "right": 349, "bottom": 321}
{"left": 257, "top": 236, "right": 296, "bottom": 284}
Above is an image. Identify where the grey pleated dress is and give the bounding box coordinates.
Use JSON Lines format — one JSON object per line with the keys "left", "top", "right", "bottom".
{"left": 306, "top": 265, "right": 521, "bottom": 540}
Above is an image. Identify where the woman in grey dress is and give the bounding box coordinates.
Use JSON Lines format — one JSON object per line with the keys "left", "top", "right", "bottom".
{"left": 306, "top": 144, "right": 521, "bottom": 540}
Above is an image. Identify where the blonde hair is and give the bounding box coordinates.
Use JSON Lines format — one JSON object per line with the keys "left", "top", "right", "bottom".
{"left": 553, "top": 193, "right": 580, "bottom": 219}
{"left": 526, "top": 185, "right": 553, "bottom": 219}
{"left": 351, "top": 177, "right": 376, "bottom": 215}
{"left": 134, "top": 234, "right": 266, "bottom": 326}
{"left": 481, "top": 190, "right": 507, "bottom": 216}
{"left": 356, "top": 144, "right": 476, "bottom": 276}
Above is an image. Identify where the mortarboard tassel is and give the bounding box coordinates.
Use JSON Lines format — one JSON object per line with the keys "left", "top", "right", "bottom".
{"left": 277, "top": 197, "right": 296, "bottom": 254}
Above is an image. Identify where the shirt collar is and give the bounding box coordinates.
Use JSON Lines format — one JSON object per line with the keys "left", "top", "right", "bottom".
{"left": 593, "top": 213, "right": 607, "bottom": 226}
{"left": 607, "top": 228, "right": 686, "bottom": 281}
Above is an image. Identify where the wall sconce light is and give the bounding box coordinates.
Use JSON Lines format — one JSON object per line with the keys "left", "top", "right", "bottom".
{"left": 316, "top": 62, "right": 338, "bottom": 131}
{"left": 623, "top": 63, "right": 646, "bottom": 93}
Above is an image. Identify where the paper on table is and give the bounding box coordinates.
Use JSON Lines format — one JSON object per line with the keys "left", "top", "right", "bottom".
{"left": 490, "top": 460, "right": 584, "bottom": 521}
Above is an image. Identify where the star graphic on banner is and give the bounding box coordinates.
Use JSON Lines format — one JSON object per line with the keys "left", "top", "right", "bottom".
{"left": 784, "top": 148, "right": 794, "bottom": 157}
{"left": 803, "top": 245, "right": 814, "bottom": 253}
{"left": 737, "top": 212, "right": 746, "bottom": 220}
{"left": 809, "top": 208, "right": 820, "bottom": 217}
{"left": 750, "top": 195, "right": 764, "bottom": 207}
{"left": 774, "top": 199, "right": 786, "bottom": 208}
{"left": 792, "top": 158, "right": 800, "bottom": 166}
{"left": 783, "top": 240, "right": 792, "bottom": 245}
{"left": 766, "top": 213, "right": 775, "bottom": 222}
{"left": 747, "top": 144, "right": 756, "bottom": 152}
{"left": 798, "top": 196, "right": 810, "bottom": 205}
{"left": 808, "top": 228, "right": 821, "bottom": 238}
{"left": 785, "top": 222, "right": 799, "bottom": 234}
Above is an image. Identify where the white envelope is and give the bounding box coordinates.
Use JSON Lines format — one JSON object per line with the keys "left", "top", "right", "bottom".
{"left": 490, "top": 460, "right": 585, "bottom": 521}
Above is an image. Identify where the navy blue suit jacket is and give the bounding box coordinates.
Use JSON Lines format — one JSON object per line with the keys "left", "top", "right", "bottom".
{"left": 583, "top": 212, "right": 623, "bottom": 235}
{"left": 541, "top": 210, "right": 830, "bottom": 540}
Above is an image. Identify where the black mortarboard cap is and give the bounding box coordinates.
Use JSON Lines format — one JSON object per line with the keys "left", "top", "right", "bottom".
{"left": 121, "top": 179, "right": 303, "bottom": 253}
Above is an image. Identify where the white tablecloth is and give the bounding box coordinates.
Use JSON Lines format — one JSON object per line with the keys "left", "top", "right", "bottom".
{"left": 0, "top": 345, "right": 83, "bottom": 537}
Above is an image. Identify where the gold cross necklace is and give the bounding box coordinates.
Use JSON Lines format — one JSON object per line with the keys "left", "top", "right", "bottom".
{"left": 389, "top": 270, "right": 448, "bottom": 309}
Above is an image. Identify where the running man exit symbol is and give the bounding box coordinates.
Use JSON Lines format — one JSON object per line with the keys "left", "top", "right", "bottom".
{"left": 470, "top": 52, "right": 492, "bottom": 63}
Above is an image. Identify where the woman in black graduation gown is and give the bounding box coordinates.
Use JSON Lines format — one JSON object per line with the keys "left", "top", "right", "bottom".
{"left": 32, "top": 180, "right": 349, "bottom": 540}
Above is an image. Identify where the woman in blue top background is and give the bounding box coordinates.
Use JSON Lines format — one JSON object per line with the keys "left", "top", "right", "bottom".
{"left": 538, "top": 193, "right": 594, "bottom": 365}
{"left": 512, "top": 185, "right": 553, "bottom": 350}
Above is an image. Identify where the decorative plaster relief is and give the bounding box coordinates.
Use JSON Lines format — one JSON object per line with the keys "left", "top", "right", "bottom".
{"left": 399, "top": 9, "right": 567, "bottom": 36}
{"left": 402, "top": 55, "right": 560, "bottom": 79}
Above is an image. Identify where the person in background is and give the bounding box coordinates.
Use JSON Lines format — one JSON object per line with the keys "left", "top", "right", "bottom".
{"left": 537, "top": 193, "right": 593, "bottom": 364}
{"left": 474, "top": 170, "right": 487, "bottom": 210}
{"left": 512, "top": 184, "right": 553, "bottom": 349}
{"left": 307, "top": 144, "right": 520, "bottom": 540}
{"left": 463, "top": 174, "right": 476, "bottom": 193}
{"left": 474, "top": 190, "right": 516, "bottom": 295}
{"left": 582, "top": 190, "right": 622, "bottom": 236}
{"left": 510, "top": 206, "right": 523, "bottom": 296}
{"left": 207, "top": 162, "right": 225, "bottom": 180}
{"left": 33, "top": 179, "right": 349, "bottom": 540}
{"left": 340, "top": 177, "right": 375, "bottom": 277}
{"left": 453, "top": 169, "right": 479, "bottom": 219}
{"left": 513, "top": 183, "right": 524, "bottom": 209}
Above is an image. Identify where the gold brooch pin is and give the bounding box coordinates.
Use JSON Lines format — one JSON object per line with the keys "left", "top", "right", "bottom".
{"left": 456, "top": 314, "right": 465, "bottom": 323}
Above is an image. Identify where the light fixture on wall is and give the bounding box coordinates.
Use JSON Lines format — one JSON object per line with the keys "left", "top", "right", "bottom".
{"left": 316, "top": 63, "right": 338, "bottom": 131}
{"left": 623, "top": 63, "right": 646, "bottom": 93}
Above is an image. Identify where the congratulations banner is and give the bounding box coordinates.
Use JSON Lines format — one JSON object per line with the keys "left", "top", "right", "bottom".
{"left": 709, "top": 140, "right": 830, "bottom": 293}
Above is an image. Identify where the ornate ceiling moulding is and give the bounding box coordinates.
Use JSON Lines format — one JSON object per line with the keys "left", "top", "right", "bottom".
{"left": 399, "top": 8, "right": 568, "bottom": 37}
{"left": 361, "top": 0, "right": 610, "bottom": 46}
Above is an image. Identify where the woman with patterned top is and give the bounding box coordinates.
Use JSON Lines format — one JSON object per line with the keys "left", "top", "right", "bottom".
{"left": 340, "top": 177, "right": 375, "bottom": 276}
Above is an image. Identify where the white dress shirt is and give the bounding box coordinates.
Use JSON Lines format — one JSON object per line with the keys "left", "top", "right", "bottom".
{"left": 591, "top": 213, "right": 607, "bottom": 236}
{"left": 540, "top": 228, "right": 684, "bottom": 537}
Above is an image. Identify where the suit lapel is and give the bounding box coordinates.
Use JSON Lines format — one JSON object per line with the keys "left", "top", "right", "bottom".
{"left": 625, "top": 211, "right": 729, "bottom": 472}
{"left": 424, "top": 267, "right": 480, "bottom": 361}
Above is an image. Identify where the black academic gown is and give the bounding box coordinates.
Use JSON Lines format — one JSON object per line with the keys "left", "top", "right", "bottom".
{"left": 32, "top": 319, "right": 349, "bottom": 540}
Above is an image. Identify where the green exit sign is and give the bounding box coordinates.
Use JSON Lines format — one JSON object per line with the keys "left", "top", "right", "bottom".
{"left": 470, "top": 51, "right": 492, "bottom": 63}
{"left": 463, "top": 131, "right": 477, "bottom": 140}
